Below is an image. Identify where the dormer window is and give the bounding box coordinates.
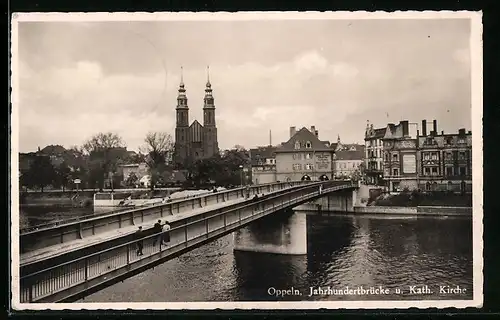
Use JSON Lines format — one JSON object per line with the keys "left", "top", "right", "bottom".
{"left": 294, "top": 141, "right": 301, "bottom": 149}
{"left": 305, "top": 141, "right": 312, "bottom": 149}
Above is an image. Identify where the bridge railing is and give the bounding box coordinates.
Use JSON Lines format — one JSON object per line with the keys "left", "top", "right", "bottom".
{"left": 20, "top": 190, "right": 217, "bottom": 234}
{"left": 18, "top": 180, "right": 355, "bottom": 303}
{"left": 19, "top": 180, "right": 314, "bottom": 254}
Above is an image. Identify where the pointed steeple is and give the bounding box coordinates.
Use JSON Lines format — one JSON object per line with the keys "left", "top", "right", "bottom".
{"left": 176, "top": 66, "right": 188, "bottom": 111}
{"left": 206, "top": 65, "right": 211, "bottom": 87}
{"left": 337, "top": 134, "right": 341, "bottom": 144}
{"left": 204, "top": 65, "right": 214, "bottom": 107}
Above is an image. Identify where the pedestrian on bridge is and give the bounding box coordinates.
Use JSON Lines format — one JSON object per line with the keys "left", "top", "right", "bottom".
{"left": 162, "top": 221, "right": 171, "bottom": 245}
{"left": 152, "top": 219, "right": 163, "bottom": 246}
{"left": 135, "top": 226, "right": 144, "bottom": 256}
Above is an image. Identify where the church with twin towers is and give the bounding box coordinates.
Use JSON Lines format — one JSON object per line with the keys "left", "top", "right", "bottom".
{"left": 174, "top": 66, "right": 219, "bottom": 167}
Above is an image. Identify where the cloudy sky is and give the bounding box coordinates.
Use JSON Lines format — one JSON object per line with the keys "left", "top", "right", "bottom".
{"left": 15, "top": 16, "right": 472, "bottom": 152}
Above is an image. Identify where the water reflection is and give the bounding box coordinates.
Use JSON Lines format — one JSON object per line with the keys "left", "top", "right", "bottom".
{"left": 80, "top": 211, "right": 473, "bottom": 302}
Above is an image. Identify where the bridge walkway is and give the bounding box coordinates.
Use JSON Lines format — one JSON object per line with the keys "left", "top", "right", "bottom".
{"left": 21, "top": 195, "right": 267, "bottom": 266}
{"left": 18, "top": 181, "right": 357, "bottom": 303}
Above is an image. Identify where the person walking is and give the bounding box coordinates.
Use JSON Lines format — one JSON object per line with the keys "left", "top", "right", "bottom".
{"left": 162, "top": 221, "right": 171, "bottom": 246}
{"left": 135, "top": 226, "right": 144, "bottom": 256}
{"left": 152, "top": 219, "right": 163, "bottom": 246}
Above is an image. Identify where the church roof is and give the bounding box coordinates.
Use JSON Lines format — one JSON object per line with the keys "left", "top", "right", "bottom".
{"left": 190, "top": 119, "right": 203, "bottom": 128}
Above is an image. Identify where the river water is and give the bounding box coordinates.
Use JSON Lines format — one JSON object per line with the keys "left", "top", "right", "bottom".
{"left": 21, "top": 206, "right": 473, "bottom": 302}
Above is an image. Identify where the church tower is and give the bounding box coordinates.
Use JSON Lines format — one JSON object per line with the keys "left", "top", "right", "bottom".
{"left": 202, "top": 66, "right": 219, "bottom": 158}
{"left": 174, "top": 67, "right": 190, "bottom": 166}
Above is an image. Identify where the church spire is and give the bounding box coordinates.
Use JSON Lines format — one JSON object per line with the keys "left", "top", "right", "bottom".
{"left": 204, "top": 65, "right": 213, "bottom": 100}
{"left": 178, "top": 66, "right": 186, "bottom": 96}
{"left": 206, "top": 65, "right": 211, "bottom": 87}
{"left": 177, "top": 66, "right": 188, "bottom": 109}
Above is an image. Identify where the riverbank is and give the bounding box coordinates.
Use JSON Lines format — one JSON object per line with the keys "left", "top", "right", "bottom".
{"left": 295, "top": 203, "right": 472, "bottom": 217}
{"left": 371, "top": 190, "right": 472, "bottom": 207}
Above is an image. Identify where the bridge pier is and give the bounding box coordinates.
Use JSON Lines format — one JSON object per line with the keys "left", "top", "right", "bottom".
{"left": 293, "top": 188, "right": 357, "bottom": 212}
{"left": 233, "top": 211, "right": 307, "bottom": 255}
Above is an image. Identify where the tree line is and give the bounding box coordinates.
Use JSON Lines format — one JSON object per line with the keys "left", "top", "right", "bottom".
{"left": 19, "top": 132, "right": 250, "bottom": 192}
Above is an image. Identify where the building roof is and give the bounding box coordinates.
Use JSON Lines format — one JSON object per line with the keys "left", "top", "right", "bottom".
{"left": 249, "top": 146, "right": 277, "bottom": 165}
{"left": 335, "top": 149, "right": 365, "bottom": 161}
{"left": 39, "top": 145, "right": 66, "bottom": 155}
{"left": 365, "top": 126, "right": 386, "bottom": 140}
{"left": 277, "top": 127, "right": 333, "bottom": 152}
{"left": 334, "top": 143, "right": 364, "bottom": 160}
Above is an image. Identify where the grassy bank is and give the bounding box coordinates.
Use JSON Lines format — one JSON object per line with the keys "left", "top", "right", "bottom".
{"left": 373, "top": 191, "right": 472, "bottom": 207}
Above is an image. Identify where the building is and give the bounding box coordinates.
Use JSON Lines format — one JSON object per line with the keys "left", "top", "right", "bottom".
{"left": 249, "top": 145, "right": 277, "bottom": 185}
{"left": 417, "top": 120, "right": 472, "bottom": 193}
{"left": 364, "top": 122, "right": 386, "bottom": 185}
{"left": 275, "top": 126, "right": 334, "bottom": 181}
{"left": 333, "top": 136, "right": 365, "bottom": 179}
{"left": 382, "top": 120, "right": 419, "bottom": 192}
{"left": 119, "top": 163, "right": 148, "bottom": 184}
{"left": 174, "top": 67, "right": 219, "bottom": 167}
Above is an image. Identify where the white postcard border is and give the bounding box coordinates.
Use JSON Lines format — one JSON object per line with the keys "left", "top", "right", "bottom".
{"left": 10, "top": 10, "right": 484, "bottom": 311}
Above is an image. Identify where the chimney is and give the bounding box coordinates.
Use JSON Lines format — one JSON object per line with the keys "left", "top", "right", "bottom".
{"left": 433, "top": 120, "right": 437, "bottom": 135}
{"left": 468, "top": 130, "right": 472, "bottom": 134}
{"left": 417, "top": 129, "right": 420, "bottom": 138}
{"left": 441, "top": 130, "right": 444, "bottom": 135}
{"left": 421, "top": 120, "right": 427, "bottom": 136}
{"left": 401, "top": 120, "right": 409, "bottom": 137}
{"left": 289, "top": 126, "right": 296, "bottom": 138}
{"left": 459, "top": 128, "right": 466, "bottom": 135}
{"left": 310, "top": 125, "right": 316, "bottom": 133}
{"left": 315, "top": 130, "right": 319, "bottom": 137}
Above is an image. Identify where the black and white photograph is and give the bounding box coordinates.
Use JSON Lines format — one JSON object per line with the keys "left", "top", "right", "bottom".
{"left": 10, "top": 11, "right": 483, "bottom": 310}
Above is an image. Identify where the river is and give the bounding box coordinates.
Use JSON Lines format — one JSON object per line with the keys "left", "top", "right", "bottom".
{"left": 20, "top": 206, "right": 473, "bottom": 302}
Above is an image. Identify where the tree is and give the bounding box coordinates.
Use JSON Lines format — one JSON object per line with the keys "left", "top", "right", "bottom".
{"left": 82, "top": 132, "right": 126, "bottom": 191}
{"left": 125, "top": 172, "right": 139, "bottom": 187}
{"left": 24, "top": 155, "right": 56, "bottom": 192}
{"left": 54, "top": 162, "right": 72, "bottom": 191}
{"left": 140, "top": 132, "right": 174, "bottom": 190}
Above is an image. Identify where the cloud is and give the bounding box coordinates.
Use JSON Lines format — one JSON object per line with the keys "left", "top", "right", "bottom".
{"left": 16, "top": 19, "right": 472, "bottom": 152}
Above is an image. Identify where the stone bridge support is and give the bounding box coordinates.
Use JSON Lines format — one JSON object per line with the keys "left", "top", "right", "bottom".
{"left": 293, "top": 188, "right": 358, "bottom": 212}
{"left": 232, "top": 211, "right": 307, "bottom": 255}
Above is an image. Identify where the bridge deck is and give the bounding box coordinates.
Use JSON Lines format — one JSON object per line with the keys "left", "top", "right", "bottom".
{"left": 17, "top": 181, "right": 356, "bottom": 303}
{"left": 20, "top": 197, "right": 253, "bottom": 266}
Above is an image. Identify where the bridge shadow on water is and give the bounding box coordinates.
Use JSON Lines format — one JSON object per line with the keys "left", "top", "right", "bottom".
{"left": 229, "top": 211, "right": 473, "bottom": 301}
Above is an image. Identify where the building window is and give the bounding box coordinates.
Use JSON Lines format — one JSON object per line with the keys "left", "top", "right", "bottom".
{"left": 305, "top": 153, "right": 311, "bottom": 159}
{"left": 423, "top": 153, "right": 430, "bottom": 161}
{"left": 294, "top": 141, "right": 301, "bottom": 149}
{"left": 459, "top": 152, "right": 466, "bottom": 160}
{"left": 392, "top": 168, "right": 399, "bottom": 176}
{"left": 431, "top": 152, "right": 438, "bottom": 160}
{"left": 305, "top": 163, "right": 314, "bottom": 170}
{"left": 425, "top": 182, "right": 431, "bottom": 191}
{"left": 459, "top": 167, "right": 466, "bottom": 176}
{"left": 458, "top": 138, "right": 466, "bottom": 144}
{"left": 445, "top": 137, "right": 453, "bottom": 144}
{"left": 431, "top": 167, "right": 438, "bottom": 175}
{"left": 293, "top": 164, "right": 302, "bottom": 171}
{"left": 305, "top": 141, "right": 312, "bottom": 149}
{"left": 385, "top": 152, "right": 389, "bottom": 162}
{"left": 424, "top": 167, "right": 431, "bottom": 176}
{"left": 446, "top": 166, "right": 453, "bottom": 176}
{"left": 392, "top": 153, "right": 398, "bottom": 161}
{"left": 445, "top": 152, "right": 453, "bottom": 160}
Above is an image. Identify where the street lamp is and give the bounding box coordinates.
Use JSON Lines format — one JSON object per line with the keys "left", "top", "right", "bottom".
{"left": 239, "top": 165, "right": 244, "bottom": 187}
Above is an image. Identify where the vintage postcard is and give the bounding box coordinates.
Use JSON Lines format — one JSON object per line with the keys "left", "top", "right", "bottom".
{"left": 10, "top": 11, "right": 483, "bottom": 311}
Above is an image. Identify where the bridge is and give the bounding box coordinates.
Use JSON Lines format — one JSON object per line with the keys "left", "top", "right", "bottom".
{"left": 17, "top": 180, "right": 358, "bottom": 304}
